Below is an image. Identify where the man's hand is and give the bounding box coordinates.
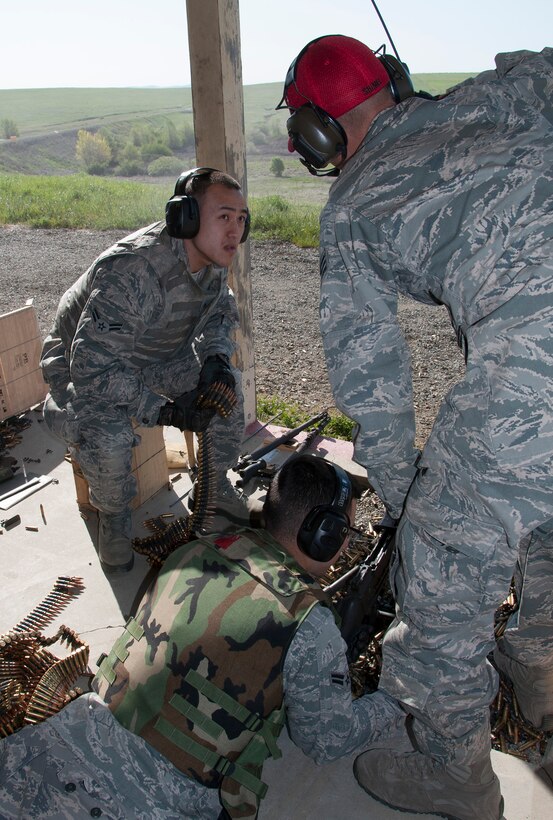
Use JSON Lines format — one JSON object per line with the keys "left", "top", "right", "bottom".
{"left": 157, "top": 389, "right": 216, "bottom": 433}
{"left": 198, "top": 354, "right": 235, "bottom": 393}
{"left": 157, "top": 356, "right": 234, "bottom": 433}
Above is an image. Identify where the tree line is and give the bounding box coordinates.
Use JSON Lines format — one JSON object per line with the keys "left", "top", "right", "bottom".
{"left": 75, "top": 119, "right": 196, "bottom": 176}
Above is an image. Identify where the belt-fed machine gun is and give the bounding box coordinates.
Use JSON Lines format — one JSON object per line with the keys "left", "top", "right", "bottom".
{"left": 324, "top": 513, "right": 397, "bottom": 663}
{"left": 234, "top": 410, "right": 331, "bottom": 487}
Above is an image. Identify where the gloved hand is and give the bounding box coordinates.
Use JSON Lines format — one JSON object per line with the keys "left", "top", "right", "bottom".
{"left": 197, "top": 354, "right": 235, "bottom": 394}
{"left": 157, "top": 389, "right": 216, "bottom": 433}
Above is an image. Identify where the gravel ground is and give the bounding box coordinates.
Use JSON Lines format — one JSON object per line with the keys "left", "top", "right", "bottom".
{"left": 0, "top": 225, "right": 464, "bottom": 434}
{"left": 0, "top": 224, "right": 463, "bottom": 525}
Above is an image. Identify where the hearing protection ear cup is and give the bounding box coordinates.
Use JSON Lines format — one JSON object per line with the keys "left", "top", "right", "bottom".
{"left": 240, "top": 210, "right": 251, "bottom": 243}
{"left": 297, "top": 462, "right": 352, "bottom": 562}
{"left": 284, "top": 53, "right": 413, "bottom": 171}
{"left": 165, "top": 194, "right": 201, "bottom": 239}
{"left": 297, "top": 506, "right": 351, "bottom": 562}
{"left": 377, "top": 53, "right": 414, "bottom": 103}
{"left": 286, "top": 105, "right": 347, "bottom": 170}
{"left": 165, "top": 166, "right": 251, "bottom": 242}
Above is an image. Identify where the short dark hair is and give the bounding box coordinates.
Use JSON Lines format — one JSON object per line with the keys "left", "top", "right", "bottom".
{"left": 186, "top": 169, "right": 242, "bottom": 200}
{"left": 264, "top": 454, "right": 353, "bottom": 544}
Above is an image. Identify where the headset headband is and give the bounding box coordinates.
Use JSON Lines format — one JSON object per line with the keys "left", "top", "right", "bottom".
{"left": 174, "top": 166, "right": 217, "bottom": 196}
{"left": 277, "top": 35, "right": 327, "bottom": 111}
{"left": 296, "top": 457, "right": 353, "bottom": 562}
{"left": 277, "top": 37, "right": 414, "bottom": 176}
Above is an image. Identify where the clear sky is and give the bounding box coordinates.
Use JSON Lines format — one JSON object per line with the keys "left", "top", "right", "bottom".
{"left": 1, "top": 0, "right": 551, "bottom": 89}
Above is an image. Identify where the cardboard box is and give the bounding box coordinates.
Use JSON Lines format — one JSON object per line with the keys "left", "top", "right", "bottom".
{"left": 71, "top": 423, "right": 169, "bottom": 512}
{"left": 0, "top": 304, "right": 48, "bottom": 419}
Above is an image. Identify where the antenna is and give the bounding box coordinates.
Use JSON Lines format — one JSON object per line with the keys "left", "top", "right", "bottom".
{"left": 370, "top": 0, "right": 403, "bottom": 62}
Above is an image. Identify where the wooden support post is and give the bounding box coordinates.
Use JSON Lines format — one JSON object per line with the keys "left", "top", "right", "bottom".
{"left": 185, "top": 0, "right": 256, "bottom": 428}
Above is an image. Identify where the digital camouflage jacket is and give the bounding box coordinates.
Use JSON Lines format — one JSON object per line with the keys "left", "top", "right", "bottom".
{"left": 41, "top": 221, "right": 238, "bottom": 426}
{"left": 319, "top": 48, "right": 553, "bottom": 518}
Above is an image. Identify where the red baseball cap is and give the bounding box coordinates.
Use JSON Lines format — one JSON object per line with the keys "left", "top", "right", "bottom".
{"left": 284, "top": 35, "right": 389, "bottom": 119}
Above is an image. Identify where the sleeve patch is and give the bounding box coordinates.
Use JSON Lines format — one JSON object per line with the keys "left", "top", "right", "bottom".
{"left": 330, "top": 671, "right": 350, "bottom": 687}
{"left": 91, "top": 307, "right": 123, "bottom": 334}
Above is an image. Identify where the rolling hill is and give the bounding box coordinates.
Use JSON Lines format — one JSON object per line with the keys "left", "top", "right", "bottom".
{"left": 0, "top": 74, "right": 474, "bottom": 179}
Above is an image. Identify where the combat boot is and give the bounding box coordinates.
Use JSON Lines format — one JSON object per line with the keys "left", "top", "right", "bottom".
{"left": 493, "top": 645, "right": 553, "bottom": 731}
{"left": 354, "top": 745, "right": 504, "bottom": 820}
{"left": 98, "top": 509, "right": 134, "bottom": 574}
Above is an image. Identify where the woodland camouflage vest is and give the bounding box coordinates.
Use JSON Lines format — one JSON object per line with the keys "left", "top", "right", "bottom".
{"left": 93, "top": 529, "right": 328, "bottom": 818}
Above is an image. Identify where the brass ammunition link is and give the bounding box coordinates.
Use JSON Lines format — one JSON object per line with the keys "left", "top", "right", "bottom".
{"left": 0, "top": 577, "right": 89, "bottom": 737}
{"left": 132, "top": 381, "right": 236, "bottom": 565}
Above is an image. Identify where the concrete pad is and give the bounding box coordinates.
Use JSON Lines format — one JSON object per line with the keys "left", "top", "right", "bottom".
{"left": 0, "top": 410, "right": 190, "bottom": 665}
{"left": 1, "top": 411, "right": 552, "bottom": 819}
{"left": 261, "top": 732, "right": 553, "bottom": 818}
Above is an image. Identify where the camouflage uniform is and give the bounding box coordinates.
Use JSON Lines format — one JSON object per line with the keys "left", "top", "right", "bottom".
{"left": 0, "top": 691, "right": 221, "bottom": 819}
{"left": 40, "top": 221, "right": 244, "bottom": 513}
{"left": 0, "top": 530, "right": 401, "bottom": 818}
{"left": 319, "top": 48, "right": 553, "bottom": 758}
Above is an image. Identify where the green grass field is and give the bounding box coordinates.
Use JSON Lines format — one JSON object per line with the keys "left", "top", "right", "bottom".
{"left": 0, "top": 173, "right": 324, "bottom": 245}
{"left": 0, "top": 73, "right": 476, "bottom": 240}
{"left": 0, "top": 75, "right": 472, "bottom": 138}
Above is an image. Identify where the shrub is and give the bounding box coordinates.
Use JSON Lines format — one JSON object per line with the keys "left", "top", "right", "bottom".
{"left": 270, "top": 157, "right": 285, "bottom": 178}
{"left": 1, "top": 118, "right": 19, "bottom": 139}
{"left": 117, "top": 143, "right": 145, "bottom": 176}
{"left": 140, "top": 139, "right": 172, "bottom": 164}
{"left": 98, "top": 127, "right": 122, "bottom": 167}
{"left": 182, "top": 123, "right": 195, "bottom": 150}
{"left": 148, "top": 156, "right": 187, "bottom": 177}
{"left": 75, "top": 130, "right": 112, "bottom": 174}
{"left": 118, "top": 158, "right": 145, "bottom": 176}
{"left": 165, "top": 119, "right": 181, "bottom": 150}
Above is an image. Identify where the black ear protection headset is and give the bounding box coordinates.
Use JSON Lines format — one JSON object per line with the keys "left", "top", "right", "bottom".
{"left": 165, "top": 166, "right": 251, "bottom": 242}
{"left": 276, "top": 36, "right": 414, "bottom": 176}
{"left": 297, "top": 458, "right": 353, "bottom": 563}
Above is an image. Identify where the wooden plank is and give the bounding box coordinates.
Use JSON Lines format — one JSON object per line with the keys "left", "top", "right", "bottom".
{"left": 130, "top": 424, "right": 166, "bottom": 470}
{"left": 70, "top": 423, "right": 169, "bottom": 512}
{"left": 0, "top": 305, "right": 48, "bottom": 419}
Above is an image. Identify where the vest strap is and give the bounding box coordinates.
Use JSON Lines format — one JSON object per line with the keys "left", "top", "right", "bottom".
{"left": 169, "top": 693, "right": 223, "bottom": 740}
{"left": 96, "top": 617, "right": 144, "bottom": 684}
{"left": 125, "top": 616, "right": 145, "bottom": 641}
{"left": 185, "top": 669, "right": 282, "bottom": 761}
{"left": 186, "top": 669, "right": 262, "bottom": 730}
{"left": 154, "top": 716, "right": 268, "bottom": 799}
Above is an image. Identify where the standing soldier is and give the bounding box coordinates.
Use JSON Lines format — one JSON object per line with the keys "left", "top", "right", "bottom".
{"left": 278, "top": 34, "right": 553, "bottom": 820}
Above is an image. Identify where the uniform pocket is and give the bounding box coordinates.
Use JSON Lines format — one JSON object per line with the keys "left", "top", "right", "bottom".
{"left": 391, "top": 469, "right": 507, "bottom": 629}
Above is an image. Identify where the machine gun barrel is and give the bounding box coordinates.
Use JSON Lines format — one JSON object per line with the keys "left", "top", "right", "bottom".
{"left": 236, "top": 410, "right": 329, "bottom": 471}
{"left": 293, "top": 413, "right": 330, "bottom": 455}
{"left": 236, "top": 412, "right": 331, "bottom": 488}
